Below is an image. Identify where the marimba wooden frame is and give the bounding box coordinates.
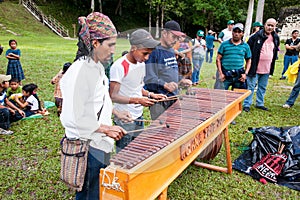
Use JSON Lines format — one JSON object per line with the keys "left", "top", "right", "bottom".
{"left": 100, "top": 89, "right": 250, "bottom": 200}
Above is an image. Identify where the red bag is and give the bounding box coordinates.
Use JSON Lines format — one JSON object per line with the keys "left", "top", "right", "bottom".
{"left": 251, "top": 143, "right": 287, "bottom": 183}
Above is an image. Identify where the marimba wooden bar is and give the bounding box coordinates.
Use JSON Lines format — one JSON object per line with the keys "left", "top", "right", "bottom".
{"left": 100, "top": 88, "right": 250, "bottom": 200}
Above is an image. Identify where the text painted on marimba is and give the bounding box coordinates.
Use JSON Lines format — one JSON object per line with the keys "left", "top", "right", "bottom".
{"left": 180, "top": 114, "right": 225, "bottom": 160}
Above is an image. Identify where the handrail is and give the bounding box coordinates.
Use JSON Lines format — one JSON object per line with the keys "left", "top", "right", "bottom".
{"left": 21, "top": 0, "right": 69, "bottom": 37}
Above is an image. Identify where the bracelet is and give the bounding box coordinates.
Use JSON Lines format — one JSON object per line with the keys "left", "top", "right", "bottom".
{"left": 148, "top": 92, "right": 153, "bottom": 98}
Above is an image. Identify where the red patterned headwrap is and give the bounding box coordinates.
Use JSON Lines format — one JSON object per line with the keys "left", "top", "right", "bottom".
{"left": 78, "top": 12, "right": 117, "bottom": 52}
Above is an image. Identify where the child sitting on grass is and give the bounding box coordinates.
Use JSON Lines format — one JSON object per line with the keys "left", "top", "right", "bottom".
{"left": 14, "top": 83, "right": 47, "bottom": 117}
{"left": 6, "top": 78, "right": 22, "bottom": 100}
{"left": 51, "top": 62, "right": 71, "bottom": 116}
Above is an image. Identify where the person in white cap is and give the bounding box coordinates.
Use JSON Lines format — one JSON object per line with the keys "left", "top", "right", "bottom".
{"left": 0, "top": 74, "right": 25, "bottom": 135}
{"left": 191, "top": 30, "right": 206, "bottom": 85}
{"left": 216, "top": 23, "right": 251, "bottom": 90}
{"left": 144, "top": 20, "right": 192, "bottom": 120}
{"left": 109, "top": 29, "right": 166, "bottom": 151}
{"left": 214, "top": 20, "right": 235, "bottom": 89}
{"left": 206, "top": 30, "right": 216, "bottom": 63}
{"left": 218, "top": 19, "right": 235, "bottom": 43}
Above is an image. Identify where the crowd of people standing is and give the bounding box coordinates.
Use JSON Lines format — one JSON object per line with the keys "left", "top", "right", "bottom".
{"left": 1, "top": 9, "right": 299, "bottom": 199}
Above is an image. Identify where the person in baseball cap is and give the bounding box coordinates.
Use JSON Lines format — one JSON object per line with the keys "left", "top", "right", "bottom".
{"left": 110, "top": 29, "right": 165, "bottom": 152}
{"left": 197, "top": 30, "right": 205, "bottom": 37}
{"left": 233, "top": 23, "right": 244, "bottom": 32}
{"left": 227, "top": 20, "right": 235, "bottom": 25}
{"left": 208, "top": 30, "right": 214, "bottom": 34}
{"left": 252, "top": 21, "right": 263, "bottom": 27}
{"left": 0, "top": 74, "right": 25, "bottom": 135}
{"left": 0, "top": 74, "right": 11, "bottom": 83}
{"left": 251, "top": 22, "right": 263, "bottom": 36}
{"left": 144, "top": 20, "right": 192, "bottom": 119}
{"left": 129, "top": 29, "right": 160, "bottom": 49}
{"left": 164, "top": 20, "right": 186, "bottom": 37}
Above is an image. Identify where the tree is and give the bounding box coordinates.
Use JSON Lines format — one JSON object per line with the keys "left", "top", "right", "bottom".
{"left": 91, "top": 0, "right": 94, "bottom": 11}
{"left": 244, "top": 0, "right": 254, "bottom": 40}
{"left": 255, "top": 0, "right": 265, "bottom": 23}
{"left": 115, "top": 0, "right": 122, "bottom": 15}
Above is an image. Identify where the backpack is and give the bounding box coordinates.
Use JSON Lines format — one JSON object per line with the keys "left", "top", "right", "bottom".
{"left": 177, "top": 56, "right": 192, "bottom": 78}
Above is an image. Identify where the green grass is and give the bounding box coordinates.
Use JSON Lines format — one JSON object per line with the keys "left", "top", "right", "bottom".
{"left": 0, "top": 1, "right": 299, "bottom": 200}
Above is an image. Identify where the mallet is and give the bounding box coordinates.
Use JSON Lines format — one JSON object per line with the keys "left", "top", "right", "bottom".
{"left": 126, "top": 123, "right": 170, "bottom": 134}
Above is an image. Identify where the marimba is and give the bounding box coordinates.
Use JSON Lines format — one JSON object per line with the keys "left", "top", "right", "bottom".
{"left": 100, "top": 88, "right": 250, "bottom": 200}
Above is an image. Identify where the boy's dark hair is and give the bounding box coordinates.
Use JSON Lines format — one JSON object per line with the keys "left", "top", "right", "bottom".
{"left": 292, "top": 30, "right": 299, "bottom": 35}
{"left": 9, "top": 39, "right": 17, "bottom": 46}
{"left": 9, "top": 78, "right": 19, "bottom": 83}
{"left": 62, "top": 62, "right": 72, "bottom": 74}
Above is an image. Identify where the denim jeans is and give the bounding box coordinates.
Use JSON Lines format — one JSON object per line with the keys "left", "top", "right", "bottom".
{"left": 206, "top": 48, "right": 214, "bottom": 63}
{"left": 282, "top": 55, "right": 298, "bottom": 77}
{"left": 76, "top": 146, "right": 110, "bottom": 200}
{"left": 223, "top": 76, "right": 247, "bottom": 90}
{"left": 0, "top": 108, "right": 23, "bottom": 130}
{"left": 114, "top": 115, "right": 144, "bottom": 152}
{"left": 285, "top": 72, "right": 300, "bottom": 106}
{"left": 243, "top": 74, "right": 269, "bottom": 108}
{"left": 192, "top": 58, "right": 204, "bottom": 83}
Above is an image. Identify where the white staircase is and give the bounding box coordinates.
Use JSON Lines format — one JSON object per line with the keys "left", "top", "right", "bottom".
{"left": 21, "top": 0, "right": 69, "bottom": 37}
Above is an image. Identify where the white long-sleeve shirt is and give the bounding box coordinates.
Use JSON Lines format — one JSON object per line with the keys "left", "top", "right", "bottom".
{"left": 60, "top": 57, "right": 114, "bottom": 153}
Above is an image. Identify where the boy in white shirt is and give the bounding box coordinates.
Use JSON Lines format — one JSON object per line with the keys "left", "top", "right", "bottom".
{"left": 109, "top": 29, "right": 166, "bottom": 151}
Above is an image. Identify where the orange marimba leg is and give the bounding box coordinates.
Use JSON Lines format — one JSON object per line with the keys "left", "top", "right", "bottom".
{"left": 224, "top": 127, "right": 232, "bottom": 174}
{"left": 157, "top": 187, "right": 168, "bottom": 200}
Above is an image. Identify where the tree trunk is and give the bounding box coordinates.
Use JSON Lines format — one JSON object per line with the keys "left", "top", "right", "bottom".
{"left": 155, "top": 5, "right": 159, "bottom": 39}
{"left": 91, "top": 0, "right": 94, "bottom": 12}
{"left": 244, "top": 0, "right": 254, "bottom": 40}
{"left": 99, "top": 0, "right": 102, "bottom": 13}
{"left": 149, "top": 1, "right": 152, "bottom": 33}
{"left": 161, "top": 5, "right": 164, "bottom": 30}
{"left": 255, "top": 0, "right": 265, "bottom": 23}
{"left": 115, "top": 0, "right": 122, "bottom": 15}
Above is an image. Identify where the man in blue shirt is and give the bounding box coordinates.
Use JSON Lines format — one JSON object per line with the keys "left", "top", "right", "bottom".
{"left": 216, "top": 23, "right": 251, "bottom": 90}
{"left": 144, "top": 20, "right": 192, "bottom": 119}
{"left": 205, "top": 30, "right": 216, "bottom": 63}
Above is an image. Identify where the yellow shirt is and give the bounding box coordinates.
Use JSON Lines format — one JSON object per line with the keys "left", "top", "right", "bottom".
{"left": 284, "top": 60, "right": 300, "bottom": 83}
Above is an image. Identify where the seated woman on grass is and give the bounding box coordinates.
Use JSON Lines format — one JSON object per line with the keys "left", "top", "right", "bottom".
{"left": 14, "top": 83, "right": 47, "bottom": 117}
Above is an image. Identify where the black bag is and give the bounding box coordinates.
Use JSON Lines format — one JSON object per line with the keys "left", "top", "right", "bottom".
{"left": 233, "top": 126, "right": 300, "bottom": 191}
{"left": 0, "top": 45, "right": 3, "bottom": 55}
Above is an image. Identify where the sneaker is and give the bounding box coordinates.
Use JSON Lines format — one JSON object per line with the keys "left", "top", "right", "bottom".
{"left": 243, "top": 107, "right": 250, "bottom": 112}
{"left": 0, "top": 128, "right": 14, "bottom": 135}
{"left": 282, "top": 104, "right": 291, "bottom": 108}
{"left": 255, "top": 105, "right": 268, "bottom": 111}
{"left": 279, "top": 76, "right": 286, "bottom": 80}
